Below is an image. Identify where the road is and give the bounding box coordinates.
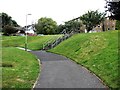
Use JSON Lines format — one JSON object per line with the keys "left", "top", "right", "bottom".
{"left": 31, "top": 50, "right": 107, "bottom": 88}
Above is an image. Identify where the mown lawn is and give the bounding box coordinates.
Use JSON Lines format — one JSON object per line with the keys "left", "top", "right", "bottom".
{"left": 2, "top": 47, "right": 39, "bottom": 88}
{"left": 2, "top": 35, "right": 61, "bottom": 50}
{"left": 49, "top": 30, "right": 119, "bottom": 89}
{"left": 2, "top": 34, "right": 61, "bottom": 89}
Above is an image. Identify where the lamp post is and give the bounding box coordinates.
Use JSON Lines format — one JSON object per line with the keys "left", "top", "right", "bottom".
{"left": 25, "top": 14, "right": 32, "bottom": 51}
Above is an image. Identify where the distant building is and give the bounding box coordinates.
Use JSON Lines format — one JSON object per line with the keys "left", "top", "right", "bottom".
{"left": 23, "top": 24, "right": 36, "bottom": 36}
{"left": 92, "top": 17, "right": 116, "bottom": 33}
{"left": 13, "top": 27, "right": 25, "bottom": 36}
{"left": 7, "top": 24, "right": 36, "bottom": 36}
{"left": 103, "top": 17, "right": 116, "bottom": 31}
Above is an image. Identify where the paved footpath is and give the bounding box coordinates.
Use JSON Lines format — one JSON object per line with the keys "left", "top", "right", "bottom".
{"left": 31, "top": 50, "right": 107, "bottom": 88}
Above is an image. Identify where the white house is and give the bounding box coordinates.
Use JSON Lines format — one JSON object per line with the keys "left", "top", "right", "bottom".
{"left": 24, "top": 24, "right": 36, "bottom": 35}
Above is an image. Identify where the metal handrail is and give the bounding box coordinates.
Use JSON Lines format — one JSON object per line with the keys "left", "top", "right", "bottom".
{"left": 42, "top": 30, "right": 75, "bottom": 50}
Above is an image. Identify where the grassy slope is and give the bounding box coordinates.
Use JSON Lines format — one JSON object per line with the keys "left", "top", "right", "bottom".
{"left": 49, "top": 30, "right": 119, "bottom": 89}
{"left": 2, "top": 47, "right": 39, "bottom": 88}
{"left": 2, "top": 35, "right": 61, "bottom": 50}
{"left": 0, "top": 36, "right": 1, "bottom": 88}
{"left": 2, "top": 35, "right": 61, "bottom": 88}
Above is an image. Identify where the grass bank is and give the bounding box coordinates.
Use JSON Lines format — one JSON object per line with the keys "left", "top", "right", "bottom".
{"left": 49, "top": 30, "right": 119, "bottom": 89}
{"left": 2, "top": 35, "right": 61, "bottom": 88}
{"left": 2, "top": 35, "right": 61, "bottom": 50}
{"left": 2, "top": 47, "right": 40, "bottom": 88}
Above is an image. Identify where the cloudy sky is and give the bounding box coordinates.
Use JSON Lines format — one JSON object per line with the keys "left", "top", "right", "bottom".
{"left": 0, "top": 0, "right": 106, "bottom": 26}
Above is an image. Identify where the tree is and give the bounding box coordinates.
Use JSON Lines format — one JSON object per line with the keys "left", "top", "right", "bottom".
{"left": 56, "top": 24, "right": 66, "bottom": 34}
{"left": 11, "top": 20, "right": 19, "bottom": 27}
{"left": 35, "top": 17, "right": 57, "bottom": 35}
{"left": 80, "top": 10, "right": 106, "bottom": 32}
{"left": 3, "top": 25, "right": 18, "bottom": 35}
{"left": 105, "top": 0, "right": 120, "bottom": 20}
{"left": 1, "top": 12, "right": 19, "bottom": 28}
{"left": 64, "top": 20, "right": 81, "bottom": 33}
{"left": 1, "top": 12, "right": 19, "bottom": 35}
{"left": 56, "top": 20, "right": 82, "bottom": 34}
{"left": 2, "top": 12, "right": 12, "bottom": 28}
{"left": 115, "top": 20, "right": 120, "bottom": 30}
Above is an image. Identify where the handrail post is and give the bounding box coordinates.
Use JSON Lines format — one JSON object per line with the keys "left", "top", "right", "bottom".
{"left": 43, "top": 44, "right": 44, "bottom": 50}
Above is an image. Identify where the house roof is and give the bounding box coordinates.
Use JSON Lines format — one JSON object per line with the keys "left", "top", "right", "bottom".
{"left": 23, "top": 24, "right": 35, "bottom": 28}
{"left": 23, "top": 24, "right": 36, "bottom": 31}
{"left": 14, "top": 27, "right": 24, "bottom": 30}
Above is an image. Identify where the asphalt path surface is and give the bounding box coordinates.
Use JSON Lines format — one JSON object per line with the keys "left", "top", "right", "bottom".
{"left": 31, "top": 50, "right": 107, "bottom": 88}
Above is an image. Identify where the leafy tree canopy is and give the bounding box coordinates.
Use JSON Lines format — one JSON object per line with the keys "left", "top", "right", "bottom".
{"left": 35, "top": 17, "right": 57, "bottom": 35}
{"left": 80, "top": 10, "right": 105, "bottom": 32}
{"left": 56, "top": 24, "right": 66, "bottom": 34}
{"left": 3, "top": 25, "right": 18, "bottom": 36}
{"left": 1, "top": 12, "right": 19, "bottom": 35}
{"left": 115, "top": 20, "right": 120, "bottom": 30}
{"left": 105, "top": 0, "right": 120, "bottom": 20}
{"left": 1, "top": 12, "right": 19, "bottom": 28}
{"left": 64, "top": 20, "right": 82, "bottom": 33}
{"left": 55, "top": 20, "right": 82, "bottom": 34}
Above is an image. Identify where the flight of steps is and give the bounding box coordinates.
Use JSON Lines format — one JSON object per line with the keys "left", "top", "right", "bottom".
{"left": 42, "top": 31, "right": 74, "bottom": 50}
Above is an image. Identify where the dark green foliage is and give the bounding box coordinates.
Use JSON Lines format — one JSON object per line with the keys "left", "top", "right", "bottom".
{"left": 115, "top": 20, "right": 120, "bottom": 30}
{"left": 64, "top": 20, "right": 81, "bottom": 33}
{"left": 11, "top": 20, "right": 19, "bottom": 27}
{"left": 1, "top": 12, "right": 19, "bottom": 35}
{"left": 56, "top": 24, "right": 66, "bottom": 34}
{"left": 1, "top": 12, "right": 19, "bottom": 28}
{"left": 3, "top": 25, "right": 18, "bottom": 35}
{"left": 56, "top": 20, "right": 82, "bottom": 34}
{"left": 105, "top": 0, "right": 120, "bottom": 20}
{"left": 2, "top": 12, "right": 12, "bottom": 28}
{"left": 35, "top": 17, "right": 57, "bottom": 35}
{"left": 80, "top": 10, "right": 105, "bottom": 32}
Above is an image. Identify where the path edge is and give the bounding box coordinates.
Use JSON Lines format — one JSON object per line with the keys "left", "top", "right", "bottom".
{"left": 32, "top": 58, "right": 41, "bottom": 89}
{"left": 16, "top": 47, "right": 41, "bottom": 89}
{"left": 47, "top": 51, "right": 109, "bottom": 89}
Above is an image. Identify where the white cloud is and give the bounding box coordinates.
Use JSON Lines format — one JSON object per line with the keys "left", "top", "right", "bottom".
{"left": 0, "top": 0, "right": 106, "bottom": 26}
